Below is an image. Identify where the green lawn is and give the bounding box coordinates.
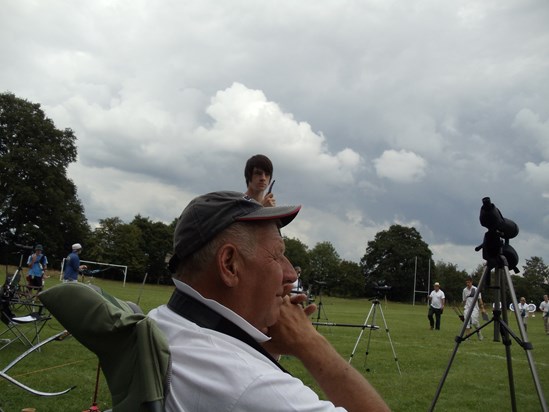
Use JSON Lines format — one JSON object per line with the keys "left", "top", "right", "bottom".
{"left": 1, "top": 272, "right": 548, "bottom": 411}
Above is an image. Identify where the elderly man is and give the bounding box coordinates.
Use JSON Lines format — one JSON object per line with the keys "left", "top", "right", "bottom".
{"left": 149, "top": 191, "right": 389, "bottom": 412}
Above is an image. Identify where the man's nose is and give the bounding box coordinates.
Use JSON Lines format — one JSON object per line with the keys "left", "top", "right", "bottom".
{"left": 283, "top": 258, "right": 297, "bottom": 283}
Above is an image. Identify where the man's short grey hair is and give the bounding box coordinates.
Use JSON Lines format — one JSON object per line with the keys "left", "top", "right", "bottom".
{"left": 176, "top": 222, "right": 258, "bottom": 280}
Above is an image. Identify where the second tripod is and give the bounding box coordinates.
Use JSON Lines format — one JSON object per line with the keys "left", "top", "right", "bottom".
{"left": 348, "top": 295, "right": 401, "bottom": 375}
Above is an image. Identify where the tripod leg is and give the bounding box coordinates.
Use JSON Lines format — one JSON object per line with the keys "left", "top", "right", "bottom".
{"left": 348, "top": 303, "right": 375, "bottom": 364}
{"left": 497, "top": 268, "right": 519, "bottom": 412}
{"left": 501, "top": 266, "right": 548, "bottom": 412}
{"left": 362, "top": 304, "right": 377, "bottom": 372}
{"left": 429, "top": 264, "right": 490, "bottom": 412}
{"left": 377, "top": 303, "right": 401, "bottom": 375}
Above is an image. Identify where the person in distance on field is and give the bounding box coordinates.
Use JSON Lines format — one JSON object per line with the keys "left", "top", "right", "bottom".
{"left": 462, "top": 277, "right": 485, "bottom": 340}
{"left": 62, "top": 243, "right": 87, "bottom": 283}
{"left": 539, "top": 295, "right": 549, "bottom": 335}
{"left": 516, "top": 296, "right": 530, "bottom": 332}
{"left": 428, "top": 282, "right": 445, "bottom": 330}
{"left": 26, "top": 244, "right": 48, "bottom": 294}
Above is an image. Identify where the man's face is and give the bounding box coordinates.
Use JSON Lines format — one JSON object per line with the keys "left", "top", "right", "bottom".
{"left": 35, "top": 249, "right": 42, "bottom": 255}
{"left": 465, "top": 280, "right": 472, "bottom": 288}
{"left": 238, "top": 223, "right": 296, "bottom": 330}
{"left": 248, "top": 167, "right": 271, "bottom": 192}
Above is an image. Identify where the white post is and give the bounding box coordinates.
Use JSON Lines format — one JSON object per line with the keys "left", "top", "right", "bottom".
{"left": 413, "top": 256, "right": 418, "bottom": 306}
{"left": 427, "top": 259, "right": 431, "bottom": 306}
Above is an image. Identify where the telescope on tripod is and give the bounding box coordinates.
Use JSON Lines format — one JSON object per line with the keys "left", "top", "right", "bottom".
{"left": 429, "top": 197, "right": 547, "bottom": 412}
{"left": 348, "top": 281, "right": 401, "bottom": 375}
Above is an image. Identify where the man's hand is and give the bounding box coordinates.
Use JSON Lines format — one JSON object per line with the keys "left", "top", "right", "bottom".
{"left": 262, "top": 295, "right": 317, "bottom": 357}
{"left": 263, "top": 295, "right": 390, "bottom": 412}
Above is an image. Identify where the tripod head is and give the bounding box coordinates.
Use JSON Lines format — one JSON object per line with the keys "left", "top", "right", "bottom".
{"left": 14, "top": 243, "right": 33, "bottom": 253}
{"left": 368, "top": 281, "right": 391, "bottom": 301}
{"left": 475, "top": 197, "right": 520, "bottom": 273}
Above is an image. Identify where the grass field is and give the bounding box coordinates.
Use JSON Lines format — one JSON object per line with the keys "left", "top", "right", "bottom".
{"left": 1, "top": 268, "right": 548, "bottom": 412}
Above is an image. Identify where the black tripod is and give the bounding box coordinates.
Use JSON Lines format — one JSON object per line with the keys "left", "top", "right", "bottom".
{"left": 348, "top": 294, "right": 401, "bottom": 375}
{"left": 314, "top": 281, "right": 329, "bottom": 328}
{"left": 430, "top": 198, "right": 547, "bottom": 412}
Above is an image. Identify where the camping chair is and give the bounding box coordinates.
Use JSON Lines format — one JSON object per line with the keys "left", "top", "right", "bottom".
{"left": 39, "top": 283, "right": 171, "bottom": 412}
{"left": 0, "top": 278, "right": 51, "bottom": 351}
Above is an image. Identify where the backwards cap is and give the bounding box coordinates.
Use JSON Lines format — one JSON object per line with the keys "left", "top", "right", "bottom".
{"left": 168, "top": 191, "right": 301, "bottom": 273}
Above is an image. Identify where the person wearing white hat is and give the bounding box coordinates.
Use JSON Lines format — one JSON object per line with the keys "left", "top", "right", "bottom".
{"left": 62, "top": 243, "right": 87, "bottom": 283}
{"left": 428, "top": 282, "right": 445, "bottom": 330}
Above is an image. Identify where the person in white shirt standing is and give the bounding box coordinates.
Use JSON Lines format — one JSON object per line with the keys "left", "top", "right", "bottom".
{"left": 539, "top": 295, "right": 549, "bottom": 335}
{"left": 462, "top": 277, "right": 485, "bottom": 340}
{"left": 517, "top": 297, "right": 530, "bottom": 332}
{"left": 428, "top": 282, "right": 445, "bottom": 330}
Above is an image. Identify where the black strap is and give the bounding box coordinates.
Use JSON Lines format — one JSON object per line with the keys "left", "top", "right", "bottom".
{"left": 167, "top": 288, "right": 289, "bottom": 373}
{"left": 468, "top": 287, "right": 477, "bottom": 299}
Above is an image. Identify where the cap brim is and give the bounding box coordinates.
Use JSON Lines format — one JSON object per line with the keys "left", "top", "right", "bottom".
{"left": 236, "top": 205, "right": 301, "bottom": 227}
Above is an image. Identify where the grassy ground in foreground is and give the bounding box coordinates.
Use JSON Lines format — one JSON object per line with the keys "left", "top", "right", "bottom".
{"left": 1, "top": 272, "right": 548, "bottom": 412}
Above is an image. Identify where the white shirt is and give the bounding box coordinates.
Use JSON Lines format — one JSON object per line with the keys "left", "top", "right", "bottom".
{"left": 540, "top": 300, "right": 549, "bottom": 316}
{"left": 462, "top": 286, "right": 481, "bottom": 312}
{"left": 148, "top": 280, "right": 346, "bottom": 412}
{"left": 429, "top": 289, "right": 445, "bottom": 309}
{"left": 517, "top": 302, "right": 529, "bottom": 322}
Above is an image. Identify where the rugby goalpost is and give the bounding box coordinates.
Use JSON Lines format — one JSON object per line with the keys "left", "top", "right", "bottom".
{"left": 59, "top": 259, "right": 129, "bottom": 287}
{"left": 412, "top": 256, "right": 431, "bottom": 306}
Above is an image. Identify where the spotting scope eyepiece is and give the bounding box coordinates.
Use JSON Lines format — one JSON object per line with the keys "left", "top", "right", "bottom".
{"left": 479, "top": 197, "right": 519, "bottom": 239}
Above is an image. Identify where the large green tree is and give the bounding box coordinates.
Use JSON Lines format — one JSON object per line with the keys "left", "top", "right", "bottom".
{"left": 309, "top": 241, "right": 341, "bottom": 295}
{"left": 335, "top": 259, "right": 365, "bottom": 297}
{"left": 521, "top": 256, "right": 549, "bottom": 298}
{"left": 432, "top": 261, "right": 469, "bottom": 305}
{"left": 361, "top": 224, "right": 433, "bottom": 302}
{"left": 87, "top": 217, "right": 147, "bottom": 282}
{"left": 283, "top": 236, "right": 310, "bottom": 286}
{"left": 0, "top": 92, "right": 89, "bottom": 265}
{"left": 131, "top": 215, "right": 173, "bottom": 284}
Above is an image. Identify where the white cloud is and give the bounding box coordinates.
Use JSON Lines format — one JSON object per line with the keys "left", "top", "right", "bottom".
{"left": 2, "top": 0, "right": 549, "bottom": 274}
{"left": 373, "top": 150, "right": 427, "bottom": 183}
{"left": 524, "top": 162, "right": 549, "bottom": 187}
{"left": 513, "top": 108, "right": 549, "bottom": 159}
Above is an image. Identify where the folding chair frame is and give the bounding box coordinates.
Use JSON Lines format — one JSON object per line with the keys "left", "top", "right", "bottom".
{"left": 1, "top": 301, "right": 52, "bottom": 351}
{"left": 0, "top": 330, "right": 75, "bottom": 396}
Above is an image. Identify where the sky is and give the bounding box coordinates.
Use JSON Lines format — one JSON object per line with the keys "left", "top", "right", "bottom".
{"left": 2, "top": 0, "right": 549, "bottom": 274}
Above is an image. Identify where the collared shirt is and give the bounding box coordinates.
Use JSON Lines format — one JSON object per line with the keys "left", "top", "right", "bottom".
{"left": 27, "top": 253, "right": 47, "bottom": 277}
{"left": 429, "top": 289, "right": 445, "bottom": 309}
{"left": 63, "top": 251, "right": 80, "bottom": 281}
{"left": 463, "top": 286, "right": 481, "bottom": 311}
{"left": 148, "top": 279, "right": 346, "bottom": 412}
{"left": 540, "top": 300, "right": 549, "bottom": 316}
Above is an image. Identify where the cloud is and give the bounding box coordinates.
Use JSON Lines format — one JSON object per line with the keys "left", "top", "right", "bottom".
{"left": 513, "top": 108, "right": 549, "bottom": 159}
{"left": 373, "top": 150, "right": 427, "bottom": 183}
{"left": 2, "top": 0, "right": 549, "bottom": 275}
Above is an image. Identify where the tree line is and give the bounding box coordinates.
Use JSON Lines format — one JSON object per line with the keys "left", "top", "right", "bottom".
{"left": 2, "top": 92, "right": 548, "bottom": 302}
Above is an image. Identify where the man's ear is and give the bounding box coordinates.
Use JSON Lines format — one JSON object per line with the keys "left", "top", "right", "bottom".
{"left": 217, "top": 244, "right": 241, "bottom": 287}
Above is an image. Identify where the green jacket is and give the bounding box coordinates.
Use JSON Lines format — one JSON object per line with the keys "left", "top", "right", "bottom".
{"left": 40, "top": 283, "right": 170, "bottom": 412}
